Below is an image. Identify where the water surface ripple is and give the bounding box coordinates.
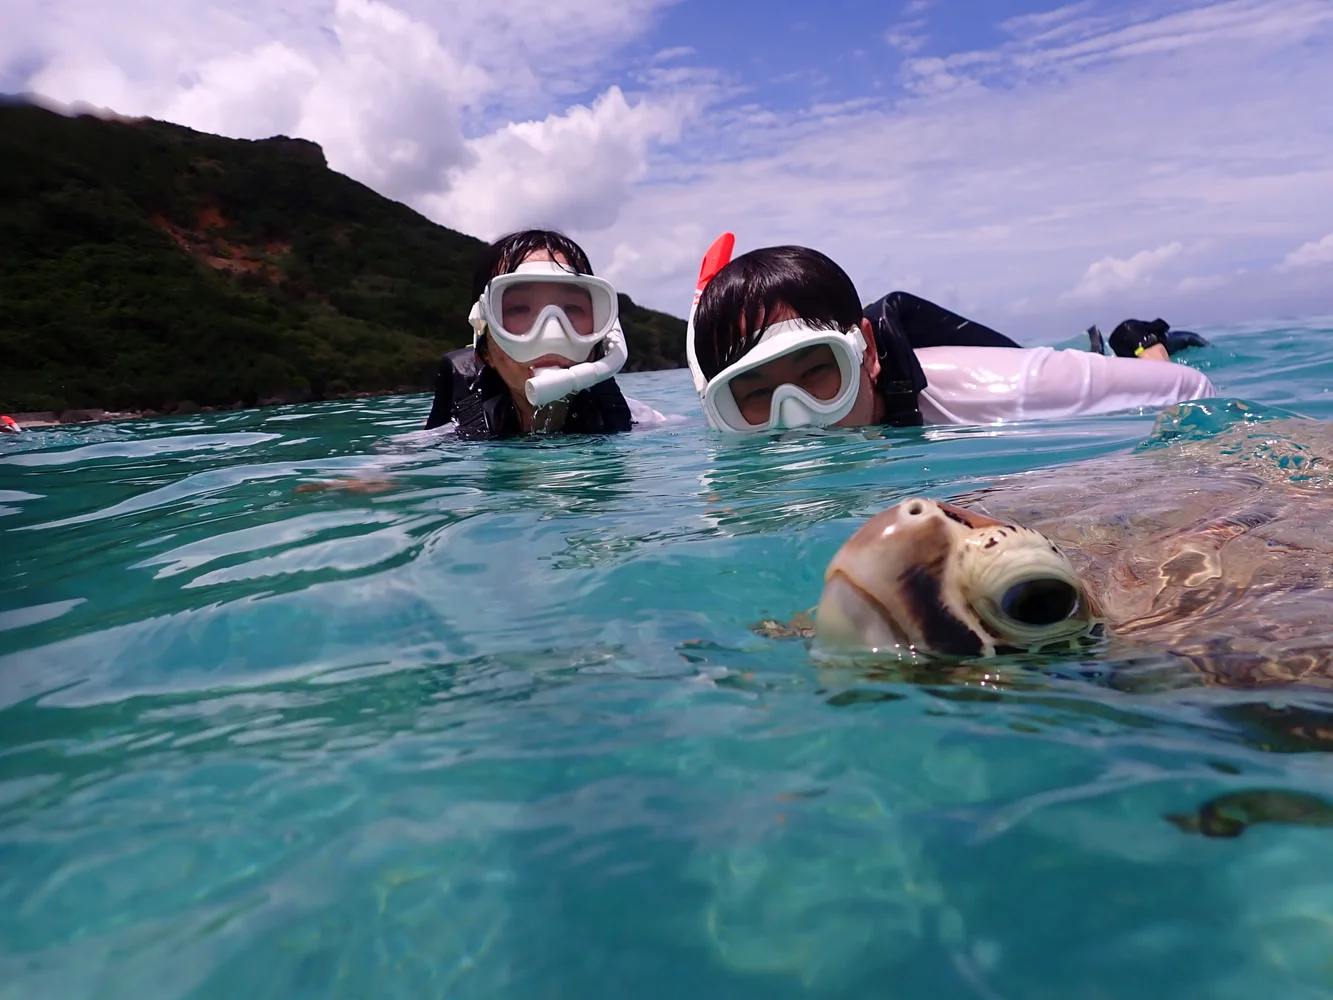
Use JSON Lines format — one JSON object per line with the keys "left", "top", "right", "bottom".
{"left": 5, "top": 320, "right": 1333, "bottom": 999}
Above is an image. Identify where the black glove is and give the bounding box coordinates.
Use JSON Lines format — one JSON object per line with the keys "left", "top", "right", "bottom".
{"left": 1163, "top": 329, "right": 1210, "bottom": 353}
{"left": 1086, "top": 324, "right": 1107, "bottom": 354}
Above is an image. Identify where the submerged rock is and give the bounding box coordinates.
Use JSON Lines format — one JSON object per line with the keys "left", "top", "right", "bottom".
{"left": 1165, "top": 789, "right": 1333, "bottom": 838}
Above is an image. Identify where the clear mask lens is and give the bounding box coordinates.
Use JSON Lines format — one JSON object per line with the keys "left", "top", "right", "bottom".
{"left": 728, "top": 343, "right": 848, "bottom": 425}
{"left": 498, "top": 281, "right": 597, "bottom": 337}
{"left": 479, "top": 264, "right": 618, "bottom": 346}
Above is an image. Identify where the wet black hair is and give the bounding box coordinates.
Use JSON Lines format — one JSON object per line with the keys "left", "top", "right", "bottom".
{"left": 692, "top": 245, "right": 864, "bottom": 380}
{"left": 470, "top": 229, "right": 598, "bottom": 365}
{"left": 470, "top": 229, "right": 595, "bottom": 302}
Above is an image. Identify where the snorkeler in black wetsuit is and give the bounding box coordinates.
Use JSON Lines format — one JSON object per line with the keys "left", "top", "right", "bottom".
{"left": 863, "top": 290, "right": 1021, "bottom": 351}
{"left": 1088, "top": 317, "right": 1211, "bottom": 358}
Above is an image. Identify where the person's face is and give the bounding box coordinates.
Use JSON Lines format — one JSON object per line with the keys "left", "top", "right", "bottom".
{"left": 482, "top": 249, "right": 591, "bottom": 408}
{"left": 726, "top": 305, "right": 881, "bottom": 428}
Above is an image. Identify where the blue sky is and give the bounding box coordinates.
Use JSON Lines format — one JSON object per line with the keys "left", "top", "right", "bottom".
{"left": 7, "top": 0, "right": 1333, "bottom": 341}
{"left": 620, "top": 0, "right": 1054, "bottom": 107}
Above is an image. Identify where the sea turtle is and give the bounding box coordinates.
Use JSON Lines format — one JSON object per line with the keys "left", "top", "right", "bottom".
{"left": 767, "top": 402, "right": 1333, "bottom": 690}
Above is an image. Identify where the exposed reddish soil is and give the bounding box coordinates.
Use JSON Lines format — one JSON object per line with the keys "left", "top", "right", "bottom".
{"left": 151, "top": 205, "right": 289, "bottom": 281}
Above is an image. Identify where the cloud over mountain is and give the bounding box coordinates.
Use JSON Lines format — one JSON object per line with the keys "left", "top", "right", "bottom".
{"left": 6, "top": 0, "right": 1332, "bottom": 336}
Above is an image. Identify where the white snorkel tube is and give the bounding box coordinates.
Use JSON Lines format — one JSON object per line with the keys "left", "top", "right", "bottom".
{"left": 524, "top": 328, "right": 628, "bottom": 407}
{"left": 470, "top": 259, "right": 629, "bottom": 407}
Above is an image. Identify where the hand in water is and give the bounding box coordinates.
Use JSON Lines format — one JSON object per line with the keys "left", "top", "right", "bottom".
{"left": 293, "top": 477, "right": 398, "bottom": 494}
{"left": 1138, "top": 343, "right": 1170, "bottom": 362}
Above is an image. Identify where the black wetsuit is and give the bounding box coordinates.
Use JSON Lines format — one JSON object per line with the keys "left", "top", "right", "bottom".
{"left": 862, "top": 291, "right": 1021, "bottom": 428}
{"left": 865, "top": 290, "right": 1020, "bottom": 351}
{"left": 423, "top": 347, "right": 633, "bottom": 440}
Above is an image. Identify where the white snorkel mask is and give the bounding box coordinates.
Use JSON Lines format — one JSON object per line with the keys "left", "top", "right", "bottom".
{"left": 469, "top": 259, "right": 628, "bottom": 408}
{"left": 685, "top": 233, "right": 867, "bottom": 434}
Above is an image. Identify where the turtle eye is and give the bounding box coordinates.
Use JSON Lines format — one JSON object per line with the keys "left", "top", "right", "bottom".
{"left": 1000, "top": 578, "right": 1079, "bottom": 626}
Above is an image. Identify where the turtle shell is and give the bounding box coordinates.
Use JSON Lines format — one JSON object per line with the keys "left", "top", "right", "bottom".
{"left": 950, "top": 411, "right": 1333, "bottom": 687}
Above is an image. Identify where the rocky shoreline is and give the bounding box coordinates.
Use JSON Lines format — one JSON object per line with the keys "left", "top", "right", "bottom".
{"left": 3, "top": 387, "right": 423, "bottom": 430}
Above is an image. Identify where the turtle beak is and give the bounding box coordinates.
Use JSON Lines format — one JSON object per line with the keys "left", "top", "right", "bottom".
{"left": 815, "top": 498, "right": 1000, "bottom": 657}
{"left": 814, "top": 497, "right": 1095, "bottom": 657}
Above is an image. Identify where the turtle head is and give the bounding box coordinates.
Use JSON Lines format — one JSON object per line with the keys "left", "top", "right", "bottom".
{"left": 815, "top": 498, "right": 1101, "bottom": 658}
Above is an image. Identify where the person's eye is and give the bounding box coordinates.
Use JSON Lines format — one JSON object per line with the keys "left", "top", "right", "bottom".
{"left": 803, "top": 363, "right": 835, "bottom": 379}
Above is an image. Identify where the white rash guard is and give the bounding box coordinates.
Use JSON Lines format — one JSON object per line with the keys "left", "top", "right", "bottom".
{"left": 625, "top": 395, "right": 673, "bottom": 428}
{"left": 913, "top": 345, "right": 1217, "bottom": 425}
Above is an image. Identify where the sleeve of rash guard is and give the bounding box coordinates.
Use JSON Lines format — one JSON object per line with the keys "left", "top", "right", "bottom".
{"left": 914, "top": 345, "right": 1217, "bottom": 425}
{"left": 623, "top": 395, "right": 669, "bottom": 427}
{"left": 1019, "top": 348, "right": 1218, "bottom": 421}
{"left": 423, "top": 355, "right": 455, "bottom": 430}
{"left": 867, "top": 291, "right": 1022, "bottom": 350}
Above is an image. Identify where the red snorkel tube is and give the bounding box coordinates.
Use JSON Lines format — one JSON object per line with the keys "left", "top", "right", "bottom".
{"left": 685, "top": 232, "right": 735, "bottom": 397}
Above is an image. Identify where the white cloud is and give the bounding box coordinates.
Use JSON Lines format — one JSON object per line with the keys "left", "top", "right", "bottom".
{"left": 1063, "top": 242, "right": 1185, "bottom": 301}
{"left": 421, "top": 87, "right": 687, "bottom": 240}
{"left": 7, "top": 0, "right": 686, "bottom": 238}
{"left": 7, "top": 0, "right": 1333, "bottom": 336}
{"left": 886, "top": 0, "right": 935, "bottom": 55}
{"left": 900, "top": 55, "right": 993, "bottom": 96}
{"left": 139, "top": 0, "right": 492, "bottom": 201}
{"left": 1002, "top": 2, "right": 1098, "bottom": 37}
{"left": 17, "top": 0, "right": 493, "bottom": 203}
{"left": 949, "top": 0, "right": 1333, "bottom": 83}
{"left": 159, "top": 43, "right": 321, "bottom": 143}
{"left": 886, "top": 20, "right": 929, "bottom": 55}
{"left": 892, "top": 0, "right": 1333, "bottom": 103}
{"left": 889, "top": 273, "right": 927, "bottom": 294}
{"left": 602, "top": 223, "right": 707, "bottom": 292}
{"left": 1279, "top": 233, "right": 1333, "bottom": 270}
{"left": 1176, "top": 273, "right": 1228, "bottom": 293}
{"left": 574, "top": 0, "right": 1333, "bottom": 339}
{"left": 1018, "top": 0, "right": 1332, "bottom": 72}
{"left": 652, "top": 45, "right": 696, "bottom": 63}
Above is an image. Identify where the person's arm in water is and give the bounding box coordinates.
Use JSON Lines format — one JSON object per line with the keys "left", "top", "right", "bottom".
{"left": 1098, "top": 317, "right": 1209, "bottom": 362}
{"left": 864, "top": 291, "right": 1022, "bottom": 350}
{"left": 881, "top": 293, "right": 1185, "bottom": 363}
{"left": 913, "top": 344, "right": 1217, "bottom": 425}
{"left": 423, "top": 353, "right": 456, "bottom": 429}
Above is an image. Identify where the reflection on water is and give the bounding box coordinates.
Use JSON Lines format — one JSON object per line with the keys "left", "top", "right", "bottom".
{"left": 5, "top": 322, "right": 1333, "bottom": 999}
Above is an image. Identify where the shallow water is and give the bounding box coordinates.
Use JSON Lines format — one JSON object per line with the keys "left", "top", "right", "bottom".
{"left": 5, "top": 319, "right": 1333, "bottom": 999}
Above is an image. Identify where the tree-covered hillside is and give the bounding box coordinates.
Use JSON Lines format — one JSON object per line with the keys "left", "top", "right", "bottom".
{"left": 0, "top": 97, "right": 687, "bottom": 414}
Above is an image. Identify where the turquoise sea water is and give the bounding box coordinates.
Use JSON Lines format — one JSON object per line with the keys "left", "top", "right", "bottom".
{"left": 5, "top": 318, "right": 1333, "bottom": 999}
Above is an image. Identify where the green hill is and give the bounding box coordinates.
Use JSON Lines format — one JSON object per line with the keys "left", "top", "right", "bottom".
{"left": 0, "top": 96, "right": 687, "bottom": 415}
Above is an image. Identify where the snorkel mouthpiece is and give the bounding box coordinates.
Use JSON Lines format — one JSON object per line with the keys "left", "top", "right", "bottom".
{"left": 524, "top": 325, "right": 629, "bottom": 407}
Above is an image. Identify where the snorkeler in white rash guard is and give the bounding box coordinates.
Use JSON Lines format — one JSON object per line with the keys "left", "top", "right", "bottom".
{"left": 684, "top": 233, "right": 1217, "bottom": 433}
